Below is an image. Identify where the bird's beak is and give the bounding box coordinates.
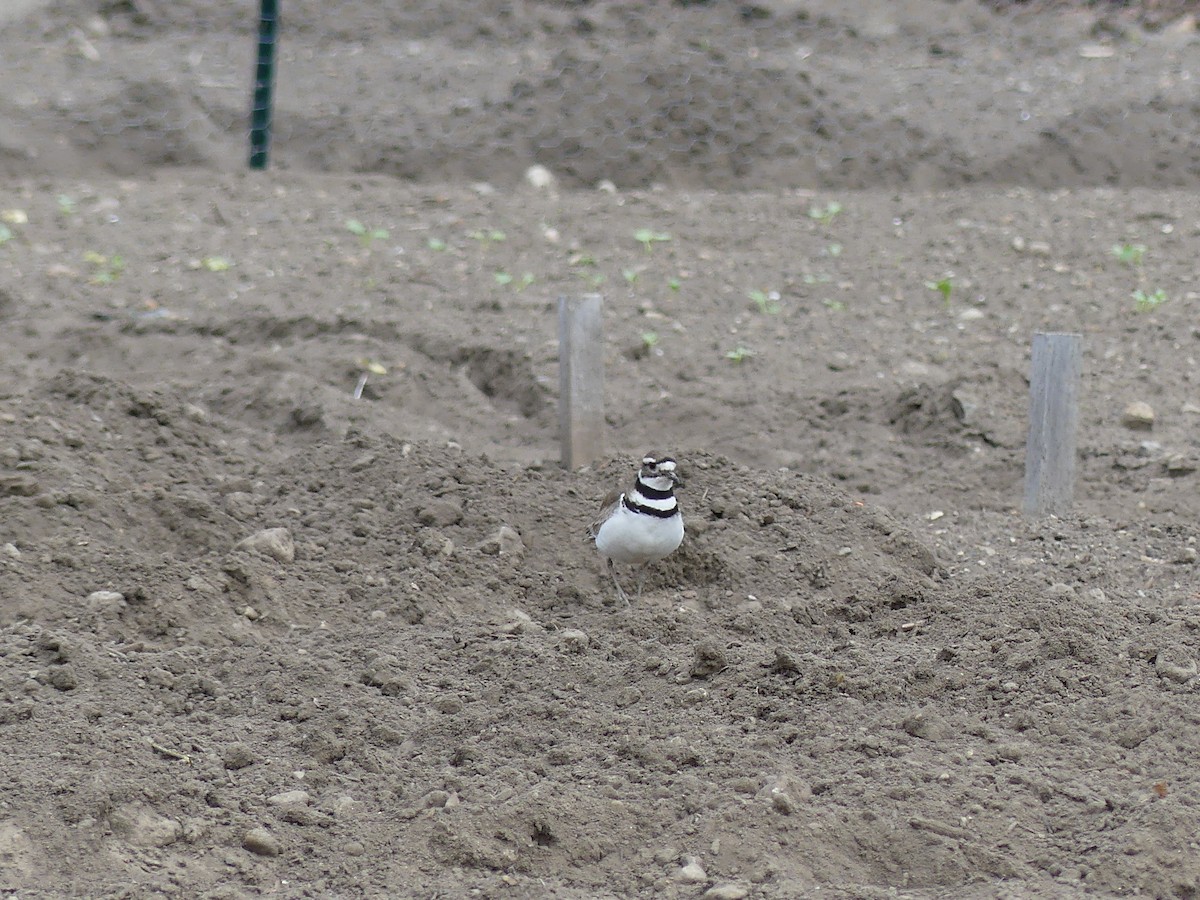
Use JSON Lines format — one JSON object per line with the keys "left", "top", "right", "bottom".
{"left": 669, "top": 471, "right": 683, "bottom": 488}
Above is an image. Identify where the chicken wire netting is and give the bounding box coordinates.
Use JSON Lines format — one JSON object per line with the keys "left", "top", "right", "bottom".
{"left": 3, "top": 0, "right": 1200, "bottom": 189}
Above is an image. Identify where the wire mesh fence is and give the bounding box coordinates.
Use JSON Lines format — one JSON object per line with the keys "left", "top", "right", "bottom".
{"left": 3, "top": 0, "right": 1199, "bottom": 189}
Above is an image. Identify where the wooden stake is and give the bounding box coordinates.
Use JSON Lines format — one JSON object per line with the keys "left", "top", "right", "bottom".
{"left": 558, "top": 294, "right": 605, "bottom": 469}
{"left": 1024, "top": 332, "right": 1082, "bottom": 517}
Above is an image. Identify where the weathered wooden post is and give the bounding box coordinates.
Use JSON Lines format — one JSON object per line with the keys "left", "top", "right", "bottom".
{"left": 1023, "top": 332, "right": 1082, "bottom": 517}
{"left": 558, "top": 294, "right": 605, "bottom": 469}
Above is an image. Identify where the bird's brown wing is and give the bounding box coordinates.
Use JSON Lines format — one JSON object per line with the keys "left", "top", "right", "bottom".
{"left": 587, "top": 488, "right": 623, "bottom": 539}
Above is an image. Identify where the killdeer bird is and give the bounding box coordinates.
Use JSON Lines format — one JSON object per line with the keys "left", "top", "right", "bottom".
{"left": 589, "top": 452, "right": 684, "bottom": 604}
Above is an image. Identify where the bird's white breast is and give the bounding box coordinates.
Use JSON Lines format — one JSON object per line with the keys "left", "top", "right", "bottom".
{"left": 595, "top": 500, "right": 684, "bottom": 564}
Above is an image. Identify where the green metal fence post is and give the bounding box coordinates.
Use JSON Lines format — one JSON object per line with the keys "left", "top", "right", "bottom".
{"left": 249, "top": 0, "right": 279, "bottom": 169}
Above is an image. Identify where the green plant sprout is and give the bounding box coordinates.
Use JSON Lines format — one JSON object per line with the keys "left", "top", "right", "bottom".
{"left": 822, "top": 298, "right": 846, "bottom": 312}
{"left": 802, "top": 272, "right": 832, "bottom": 285}
{"left": 56, "top": 195, "right": 77, "bottom": 216}
{"left": 926, "top": 277, "right": 953, "bottom": 308}
{"left": 668, "top": 277, "right": 682, "bottom": 292}
{"left": 0, "top": 225, "right": 12, "bottom": 246}
{"left": 1132, "top": 288, "right": 1167, "bottom": 311}
{"left": 641, "top": 331, "right": 660, "bottom": 352}
{"left": 495, "top": 271, "right": 535, "bottom": 291}
{"left": 427, "top": 237, "right": 447, "bottom": 252}
{"left": 808, "top": 201, "right": 843, "bottom": 226}
{"left": 623, "top": 268, "right": 640, "bottom": 285}
{"left": 346, "top": 219, "right": 389, "bottom": 248}
{"left": 201, "top": 256, "right": 232, "bottom": 272}
{"left": 1111, "top": 243, "right": 1146, "bottom": 267}
{"left": 634, "top": 228, "right": 672, "bottom": 253}
{"left": 470, "top": 228, "right": 506, "bottom": 243}
{"left": 84, "top": 251, "right": 124, "bottom": 284}
{"left": 750, "top": 289, "right": 782, "bottom": 314}
{"left": 825, "top": 243, "right": 843, "bottom": 257}
{"left": 725, "top": 346, "right": 755, "bottom": 364}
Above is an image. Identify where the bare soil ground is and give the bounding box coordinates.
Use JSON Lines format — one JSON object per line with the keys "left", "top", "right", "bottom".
{"left": 2, "top": 1, "right": 1200, "bottom": 897}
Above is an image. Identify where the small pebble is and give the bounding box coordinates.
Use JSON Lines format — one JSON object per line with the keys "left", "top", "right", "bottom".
{"left": 476, "top": 525, "right": 524, "bottom": 556}
{"left": 524, "top": 164, "right": 557, "bottom": 190}
{"left": 1166, "top": 454, "right": 1196, "bottom": 476}
{"left": 704, "top": 886, "right": 750, "bottom": 900}
{"left": 417, "top": 499, "right": 463, "bottom": 528}
{"left": 2, "top": 542, "right": 20, "bottom": 558}
{"left": 559, "top": 629, "right": 590, "bottom": 653}
{"left": 236, "top": 527, "right": 295, "bottom": 564}
{"left": 1155, "top": 653, "right": 1197, "bottom": 684}
{"left": 268, "top": 790, "right": 311, "bottom": 806}
{"left": 242, "top": 827, "right": 281, "bottom": 857}
{"left": 677, "top": 859, "right": 708, "bottom": 883}
{"left": 1121, "top": 401, "right": 1155, "bottom": 431}
{"left": 86, "top": 590, "right": 125, "bottom": 616}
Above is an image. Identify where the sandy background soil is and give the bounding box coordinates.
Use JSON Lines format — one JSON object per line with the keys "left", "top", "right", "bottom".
{"left": 2, "top": 0, "right": 1200, "bottom": 897}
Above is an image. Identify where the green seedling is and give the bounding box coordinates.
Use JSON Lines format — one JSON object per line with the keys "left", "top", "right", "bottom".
{"left": 802, "top": 272, "right": 832, "bottom": 285}
{"left": 668, "top": 277, "right": 681, "bottom": 292}
{"left": 750, "top": 289, "right": 782, "bottom": 315}
{"left": 345, "top": 219, "right": 389, "bottom": 248}
{"left": 56, "top": 195, "right": 77, "bottom": 216}
{"left": 634, "top": 228, "right": 672, "bottom": 253}
{"left": 427, "top": 237, "right": 447, "bottom": 252}
{"left": 808, "top": 200, "right": 843, "bottom": 227}
{"left": 725, "top": 346, "right": 755, "bottom": 364}
{"left": 470, "top": 228, "right": 507, "bottom": 243}
{"left": 641, "top": 331, "right": 660, "bottom": 352}
{"left": 822, "top": 298, "right": 846, "bottom": 312}
{"left": 0, "top": 209, "right": 23, "bottom": 247}
{"left": 495, "top": 271, "right": 535, "bottom": 291}
{"left": 623, "top": 268, "right": 640, "bottom": 285}
{"left": 825, "top": 243, "right": 843, "bottom": 257}
{"left": 201, "top": 256, "right": 232, "bottom": 272}
{"left": 926, "top": 277, "right": 953, "bottom": 308}
{"left": 84, "top": 251, "right": 124, "bottom": 284}
{"left": 1133, "top": 288, "right": 1167, "bottom": 311}
{"left": 1112, "top": 243, "right": 1146, "bottom": 267}
{"left": 569, "top": 254, "right": 604, "bottom": 287}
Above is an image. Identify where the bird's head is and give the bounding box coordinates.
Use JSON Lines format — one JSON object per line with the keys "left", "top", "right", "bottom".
{"left": 639, "top": 453, "right": 681, "bottom": 489}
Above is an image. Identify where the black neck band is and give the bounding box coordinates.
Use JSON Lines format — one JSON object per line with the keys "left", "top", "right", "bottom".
{"left": 625, "top": 495, "right": 678, "bottom": 519}
{"left": 635, "top": 480, "right": 675, "bottom": 501}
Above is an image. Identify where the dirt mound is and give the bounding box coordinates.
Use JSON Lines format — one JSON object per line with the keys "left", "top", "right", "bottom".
{"left": 3, "top": 371, "right": 1199, "bottom": 896}
{"left": 5, "top": 0, "right": 1200, "bottom": 188}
